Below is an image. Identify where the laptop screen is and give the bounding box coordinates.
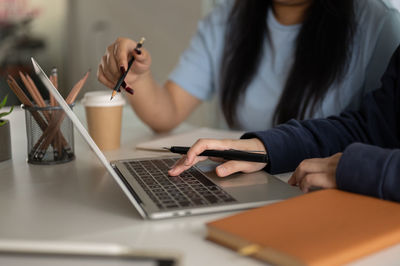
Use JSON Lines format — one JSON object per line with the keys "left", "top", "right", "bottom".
{"left": 31, "top": 58, "right": 147, "bottom": 218}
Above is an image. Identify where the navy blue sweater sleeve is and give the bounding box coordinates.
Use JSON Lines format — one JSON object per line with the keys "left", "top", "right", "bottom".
{"left": 337, "top": 143, "right": 400, "bottom": 202}
{"left": 241, "top": 45, "right": 400, "bottom": 200}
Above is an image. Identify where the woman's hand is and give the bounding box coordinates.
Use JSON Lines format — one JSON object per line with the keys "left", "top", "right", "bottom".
{"left": 288, "top": 153, "right": 342, "bottom": 192}
{"left": 97, "top": 37, "right": 152, "bottom": 90}
{"left": 168, "top": 138, "right": 267, "bottom": 177}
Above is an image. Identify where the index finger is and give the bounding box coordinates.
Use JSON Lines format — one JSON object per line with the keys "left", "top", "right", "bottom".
{"left": 168, "top": 155, "right": 208, "bottom": 176}
{"left": 114, "top": 38, "right": 136, "bottom": 72}
{"left": 131, "top": 47, "right": 149, "bottom": 64}
{"left": 185, "top": 139, "right": 235, "bottom": 165}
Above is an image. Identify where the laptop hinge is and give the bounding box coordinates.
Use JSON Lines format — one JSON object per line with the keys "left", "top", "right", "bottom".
{"left": 112, "top": 165, "right": 145, "bottom": 207}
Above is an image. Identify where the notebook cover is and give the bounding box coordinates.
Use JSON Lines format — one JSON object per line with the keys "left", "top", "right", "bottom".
{"left": 206, "top": 189, "right": 400, "bottom": 266}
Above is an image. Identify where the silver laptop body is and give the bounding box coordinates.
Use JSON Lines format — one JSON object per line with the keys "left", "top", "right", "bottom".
{"left": 32, "top": 58, "right": 302, "bottom": 220}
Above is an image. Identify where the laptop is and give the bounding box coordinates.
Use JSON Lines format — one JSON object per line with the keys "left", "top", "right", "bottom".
{"left": 32, "top": 58, "right": 302, "bottom": 220}
{"left": 0, "top": 240, "right": 179, "bottom": 266}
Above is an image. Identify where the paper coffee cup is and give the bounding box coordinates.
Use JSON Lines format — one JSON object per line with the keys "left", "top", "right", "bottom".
{"left": 81, "top": 91, "right": 125, "bottom": 150}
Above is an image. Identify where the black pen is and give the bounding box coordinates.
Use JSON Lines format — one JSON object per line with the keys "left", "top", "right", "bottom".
{"left": 110, "top": 37, "right": 145, "bottom": 100}
{"left": 164, "top": 146, "right": 268, "bottom": 163}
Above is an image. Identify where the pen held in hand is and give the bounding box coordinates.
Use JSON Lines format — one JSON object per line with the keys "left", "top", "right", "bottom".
{"left": 111, "top": 37, "right": 146, "bottom": 100}
{"left": 164, "top": 146, "right": 268, "bottom": 163}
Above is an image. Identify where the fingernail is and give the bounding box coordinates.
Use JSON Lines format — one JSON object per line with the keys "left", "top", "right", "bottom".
{"left": 120, "top": 66, "right": 125, "bottom": 74}
{"left": 122, "top": 81, "right": 127, "bottom": 88}
{"left": 124, "top": 87, "right": 134, "bottom": 95}
{"left": 217, "top": 166, "right": 225, "bottom": 175}
{"left": 134, "top": 48, "right": 142, "bottom": 55}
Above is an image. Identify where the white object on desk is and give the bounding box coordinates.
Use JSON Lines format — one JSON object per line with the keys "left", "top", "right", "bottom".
{"left": 0, "top": 239, "right": 180, "bottom": 266}
{"left": 136, "top": 127, "right": 244, "bottom": 152}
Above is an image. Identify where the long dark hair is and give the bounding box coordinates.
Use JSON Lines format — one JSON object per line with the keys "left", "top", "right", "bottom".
{"left": 220, "top": 0, "right": 356, "bottom": 127}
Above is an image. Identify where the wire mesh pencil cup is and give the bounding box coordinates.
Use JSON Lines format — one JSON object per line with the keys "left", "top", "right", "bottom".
{"left": 23, "top": 103, "right": 75, "bottom": 164}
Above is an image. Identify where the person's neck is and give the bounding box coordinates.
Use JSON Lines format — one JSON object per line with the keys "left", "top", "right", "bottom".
{"left": 272, "top": 2, "right": 311, "bottom": 25}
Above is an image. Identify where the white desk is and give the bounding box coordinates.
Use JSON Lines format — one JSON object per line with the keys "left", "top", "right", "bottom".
{"left": 1, "top": 106, "right": 400, "bottom": 266}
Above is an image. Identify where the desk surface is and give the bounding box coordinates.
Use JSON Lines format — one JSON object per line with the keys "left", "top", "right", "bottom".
{"left": 1, "top": 106, "right": 400, "bottom": 266}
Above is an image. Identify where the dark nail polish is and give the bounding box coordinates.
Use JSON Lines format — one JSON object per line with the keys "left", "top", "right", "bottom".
{"left": 124, "top": 87, "right": 134, "bottom": 95}
{"left": 134, "top": 48, "right": 142, "bottom": 55}
{"left": 120, "top": 66, "right": 125, "bottom": 74}
{"left": 122, "top": 81, "right": 127, "bottom": 88}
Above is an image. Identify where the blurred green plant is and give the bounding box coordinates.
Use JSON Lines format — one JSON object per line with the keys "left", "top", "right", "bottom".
{"left": 0, "top": 95, "right": 14, "bottom": 126}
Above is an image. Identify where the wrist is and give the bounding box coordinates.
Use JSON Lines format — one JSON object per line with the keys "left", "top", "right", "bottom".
{"left": 126, "top": 70, "right": 153, "bottom": 89}
{"left": 250, "top": 138, "right": 269, "bottom": 166}
{"left": 242, "top": 138, "right": 269, "bottom": 165}
{"left": 252, "top": 138, "right": 267, "bottom": 154}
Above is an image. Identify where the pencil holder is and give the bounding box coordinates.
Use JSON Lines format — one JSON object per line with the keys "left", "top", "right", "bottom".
{"left": 22, "top": 103, "right": 75, "bottom": 165}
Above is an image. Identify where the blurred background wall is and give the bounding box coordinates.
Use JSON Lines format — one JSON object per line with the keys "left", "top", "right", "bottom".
{"left": 0, "top": 0, "right": 220, "bottom": 128}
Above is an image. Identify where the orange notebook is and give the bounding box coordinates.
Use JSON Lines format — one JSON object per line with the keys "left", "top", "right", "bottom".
{"left": 206, "top": 189, "right": 400, "bottom": 266}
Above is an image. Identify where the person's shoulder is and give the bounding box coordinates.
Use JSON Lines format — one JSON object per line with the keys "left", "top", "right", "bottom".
{"left": 201, "top": 0, "right": 233, "bottom": 27}
{"left": 195, "top": 0, "right": 233, "bottom": 44}
{"left": 355, "top": 0, "right": 400, "bottom": 22}
{"left": 356, "top": 0, "right": 398, "bottom": 12}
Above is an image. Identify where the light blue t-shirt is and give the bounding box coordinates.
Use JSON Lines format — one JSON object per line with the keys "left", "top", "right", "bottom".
{"left": 169, "top": 0, "right": 400, "bottom": 131}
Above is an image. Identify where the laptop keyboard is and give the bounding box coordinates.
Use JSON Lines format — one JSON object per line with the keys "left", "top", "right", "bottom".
{"left": 123, "top": 158, "right": 237, "bottom": 210}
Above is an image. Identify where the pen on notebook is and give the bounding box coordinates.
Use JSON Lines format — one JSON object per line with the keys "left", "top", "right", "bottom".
{"left": 110, "top": 37, "right": 145, "bottom": 100}
{"left": 164, "top": 146, "right": 268, "bottom": 163}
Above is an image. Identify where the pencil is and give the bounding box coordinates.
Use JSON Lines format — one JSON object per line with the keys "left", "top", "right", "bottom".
{"left": 50, "top": 68, "right": 61, "bottom": 158}
{"left": 49, "top": 67, "right": 58, "bottom": 107}
{"left": 7, "top": 76, "right": 33, "bottom": 107}
{"left": 19, "top": 72, "right": 46, "bottom": 107}
{"left": 10, "top": 73, "right": 69, "bottom": 158}
{"left": 110, "top": 37, "right": 145, "bottom": 100}
{"left": 6, "top": 77, "right": 68, "bottom": 159}
{"left": 66, "top": 71, "right": 89, "bottom": 103}
{"left": 23, "top": 72, "right": 60, "bottom": 156}
{"left": 34, "top": 71, "right": 90, "bottom": 160}
{"left": 34, "top": 71, "right": 89, "bottom": 159}
{"left": 25, "top": 72, "right": 70, "bottom": 158}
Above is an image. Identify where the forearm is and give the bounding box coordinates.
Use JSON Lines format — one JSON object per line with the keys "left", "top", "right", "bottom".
{"left": 337, "top": 143, "right": 400, "bottom": 202}
{"left": 241, "top": 117, "right": 364, "bottom": 174}
{"left": 98, "top": 37, "right": 200, "bottom": 133}
{"left": 126, "top": 74, "right": 198, "bottom": 133}
{"left": 126, "top": 73, "right": 174, "bottom": 132}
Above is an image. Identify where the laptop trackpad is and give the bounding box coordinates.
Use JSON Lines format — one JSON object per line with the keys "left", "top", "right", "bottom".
{"left": 196, "top": 160, "right": 301, "bottom": 202}
{"left": 196, "top": 160, "right": 268, "bottom": 188}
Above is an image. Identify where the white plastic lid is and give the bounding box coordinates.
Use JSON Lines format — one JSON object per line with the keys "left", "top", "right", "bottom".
{"left": 81, "top": 90, "right": 126, "bottom": 107}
